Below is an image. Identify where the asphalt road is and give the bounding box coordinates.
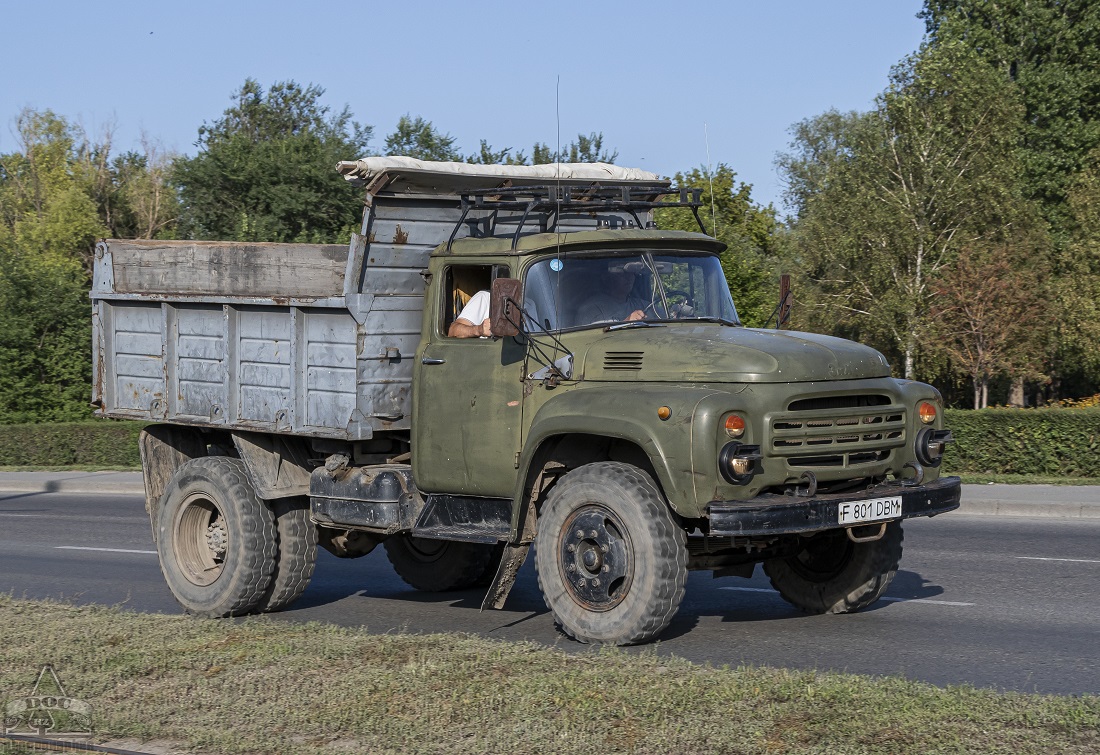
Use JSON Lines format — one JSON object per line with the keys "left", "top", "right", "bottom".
{"left": 2, "top": 489, "right": 1098, "bottom": 695}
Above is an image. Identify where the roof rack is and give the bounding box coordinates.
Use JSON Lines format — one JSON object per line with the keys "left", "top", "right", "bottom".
{"left": 445, "top": 184, "right": 707, "bottom": 252}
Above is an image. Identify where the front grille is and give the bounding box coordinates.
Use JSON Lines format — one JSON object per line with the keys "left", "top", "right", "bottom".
{"left": 786, "top": 450, "right": 891, "bottom": 468}
{"left": 603, "top": 351, "right": 644, "bottom": 371}
{"left": 769, "top": 399, "right": 905, "bottom": 469}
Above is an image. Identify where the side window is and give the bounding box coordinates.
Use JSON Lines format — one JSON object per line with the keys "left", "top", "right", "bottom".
{"left": 441, "top": 264, "right": 509, "bottom": 337}
{"left": 523, "top": 259, "right": 560, "bottom": 331}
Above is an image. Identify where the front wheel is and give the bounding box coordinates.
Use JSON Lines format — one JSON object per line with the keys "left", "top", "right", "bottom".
{"left": 763, "top": 521, "right": 903, "bottom": 614}
{"left": 534, "top": 462, "right": 687, "bottom": 645}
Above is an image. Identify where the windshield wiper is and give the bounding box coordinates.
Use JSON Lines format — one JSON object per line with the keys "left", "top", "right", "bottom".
{"left": 605, "top": 321, "right": 665, "bottom": 331}
{"left": 672, "top": 316, "right": 740, "bottom": 327}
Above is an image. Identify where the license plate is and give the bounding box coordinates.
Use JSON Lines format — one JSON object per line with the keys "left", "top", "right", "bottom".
{"left": 838, "top": 496, "right": 902, "bottom": 525}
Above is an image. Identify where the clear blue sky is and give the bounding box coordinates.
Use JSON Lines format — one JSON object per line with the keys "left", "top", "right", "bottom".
{"left": 0, "top": 0, "right": 927, "bottom": 211}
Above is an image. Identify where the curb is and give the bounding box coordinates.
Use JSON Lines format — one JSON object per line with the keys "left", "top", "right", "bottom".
{"left": 956, "top": 499, "right": 1100, "bottom": 518}
{"left": 0, "top": 473, "right": 145, "bottom": 496}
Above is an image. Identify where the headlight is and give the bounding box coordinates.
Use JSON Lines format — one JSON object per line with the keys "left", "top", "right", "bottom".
{"left": 718, "top": 442, "right": 762, "bottom": 485}
{"left": 915, "top": 428, "right": 953, "bottom": 467}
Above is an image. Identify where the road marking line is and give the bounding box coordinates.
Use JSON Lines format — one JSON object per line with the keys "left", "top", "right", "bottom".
{"left": 879, "top": 597, "right": 975, "bottom": 606}
{"left": 719, "top": 586, "right": 973, "bottom": 606}
{"left": 0, "top": 513, "right": 141, "bottom": 522}
{"left": 55, "top": 546, "right": 156, "bottom": 555}
{"left": 1017, "top": 556, "right": 1100, "bottom": 564}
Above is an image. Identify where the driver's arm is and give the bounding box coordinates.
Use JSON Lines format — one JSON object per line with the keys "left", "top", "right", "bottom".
{"left": 448, "top": 318, "right": 492, "bottom": 338}
{"left": 448, "top": 290, "right": 493, "bottom": 338}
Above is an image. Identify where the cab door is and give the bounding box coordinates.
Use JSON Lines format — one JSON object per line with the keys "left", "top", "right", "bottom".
{"left": 412, "top": 263, "right": 524, "bottom": 498}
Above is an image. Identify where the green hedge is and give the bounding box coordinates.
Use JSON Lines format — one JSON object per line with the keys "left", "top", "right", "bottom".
{"left": 944, "top": 408, "right": 1100, "bottom": 476}
{"left": 0, "top": 421, "right": 145, "bottom": 467}
{"left": 0, "top": 411, "right": 1097, "bottom": 477}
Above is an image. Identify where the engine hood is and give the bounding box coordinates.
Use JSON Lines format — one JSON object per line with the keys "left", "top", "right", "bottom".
{"left": 577, "top": 325, "right": 892, "bottom": 383}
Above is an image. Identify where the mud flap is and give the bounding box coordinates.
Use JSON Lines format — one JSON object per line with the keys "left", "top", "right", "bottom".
{"left": 480, "top": 543, "right": 531, "bottom": 610}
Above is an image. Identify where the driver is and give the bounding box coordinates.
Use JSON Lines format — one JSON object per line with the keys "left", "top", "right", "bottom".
{"left": 448, "top": 290, "right": 492, "bottom": 338}
{"left": 577, "top": 263, "right": 650, "bottom": 325}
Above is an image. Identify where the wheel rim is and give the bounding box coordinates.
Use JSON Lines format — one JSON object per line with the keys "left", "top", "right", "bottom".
{"left": 174, "top": 491, "right": 228, "bottom": 586}
{"left": 788, "top": 530, "right": 852, "bottom": 583}
{"left": 557, "top": 504, "right": 634, "bottom": 611}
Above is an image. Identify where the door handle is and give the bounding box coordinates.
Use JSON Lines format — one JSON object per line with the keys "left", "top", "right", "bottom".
{"left": 421, "top": 357, "right": 446, "bottom": 365}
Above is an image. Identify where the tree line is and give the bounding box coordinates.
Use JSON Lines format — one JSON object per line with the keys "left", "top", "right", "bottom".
{"left": 0, "top": 79, "right": 774, "bottom": 422}
{"left": 2, "top": 0, "right": 1099, "bottom": 420}
{"left": 778, "top": 0, "right": 1100, "bottom": 408}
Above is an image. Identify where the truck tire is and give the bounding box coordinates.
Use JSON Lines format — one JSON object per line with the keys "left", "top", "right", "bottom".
{"left": 156, "top": 457, "right": 276, "bottom": 617}
{"left": 384, "top": 535, "right": 494, "bottom": 591}
{"left": 763, "top": 521, "right": 903, "bottom": 614}
{"left": 255, "top": 496, "right": 317, "bottom": 613}
{"left": 534, "top": 462, "right": 687, "bottom": 645}
{"left": 473, "top": 541, "right": 508, "bottom": 587}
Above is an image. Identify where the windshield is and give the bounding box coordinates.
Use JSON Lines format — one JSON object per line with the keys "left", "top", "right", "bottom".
{"left": 522, "top": 251, "right": 740, "bottom": 331}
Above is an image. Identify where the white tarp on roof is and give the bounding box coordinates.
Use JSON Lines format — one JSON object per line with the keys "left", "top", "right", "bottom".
{"left": 336, "top": 156, "right": 661, "bottom": 183}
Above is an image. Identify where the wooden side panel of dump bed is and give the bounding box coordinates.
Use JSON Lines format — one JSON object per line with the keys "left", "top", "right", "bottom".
{"left": 108, "top": 241, "right": 349, "bottom": 298}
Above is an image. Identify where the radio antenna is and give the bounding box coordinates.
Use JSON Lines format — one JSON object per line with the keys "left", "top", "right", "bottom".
{"left": 555, "top": 75, "right": 561, "bottom": 185}
{"left": 704, "top": 122, "right": 717, "bottom": 237}
{"left": 553, "top": 75, "right": 564, "bottom": 332}
{"left": 555, "top": 74, "right": 562, "bottom": 223}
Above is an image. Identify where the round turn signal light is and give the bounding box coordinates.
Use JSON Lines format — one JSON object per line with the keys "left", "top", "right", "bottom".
{"left": 657, "top": 406, "right": 672, "bottom": 421}
{"left": 724, "top": 415, "right": 746, "bottom": 437}
{"left": 918, "top": 401, "right": 937, "bottom": 424}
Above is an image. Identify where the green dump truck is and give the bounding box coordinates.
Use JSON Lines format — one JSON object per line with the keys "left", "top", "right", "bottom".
{"left": 92, "top": 158, "right": 959, "bottom": 645}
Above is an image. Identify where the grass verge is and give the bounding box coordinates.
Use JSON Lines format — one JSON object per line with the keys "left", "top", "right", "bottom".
{"left": 1, "top": 597, "right": 1097, "bottom": 755}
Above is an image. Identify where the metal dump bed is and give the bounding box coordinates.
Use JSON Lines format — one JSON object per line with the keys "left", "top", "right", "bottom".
{"left": 91, "top": 159, "right": 665, "bottom": 440}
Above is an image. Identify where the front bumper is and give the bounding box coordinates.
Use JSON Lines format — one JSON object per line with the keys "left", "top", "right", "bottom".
{"left": 707, "top": 476, "right": 961, "bottom": 537}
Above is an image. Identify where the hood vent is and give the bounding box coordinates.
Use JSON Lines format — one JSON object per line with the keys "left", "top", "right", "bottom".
{"left": 788, "top": 394, "right": 891, "bottom": 411}
{"left": 603, "top": 351, "right": 644, "bottom": 371}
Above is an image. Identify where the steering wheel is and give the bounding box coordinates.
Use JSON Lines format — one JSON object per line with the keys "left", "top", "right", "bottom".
{"left": 661, "top": 289, "right": 693, "bottom": 318}
{"left": 641, "top": 290, "right": 694, "bottom": 319}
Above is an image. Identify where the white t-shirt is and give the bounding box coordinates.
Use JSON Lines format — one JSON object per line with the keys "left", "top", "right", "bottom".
{"left": 455, "top": 290, "right": 490, "bottom": 325}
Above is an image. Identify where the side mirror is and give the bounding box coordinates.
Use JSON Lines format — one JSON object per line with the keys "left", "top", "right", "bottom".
{"left": 490, "top": 278, "right": 522, "bottom": 337}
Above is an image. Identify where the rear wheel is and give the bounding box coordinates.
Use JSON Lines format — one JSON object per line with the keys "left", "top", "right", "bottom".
{"left": 255, "top": 496, "right": 317, "bottom": 613}
{"left": 763, "top": 522, "right": 903, "bottom": 614}
{"left": 156, "top": 457, "right": 276, "bottom": 617}
{"left": 384, "top": 535, "right": 494, "bottom": 591}
{"left": 534, "top": 462, "right": 687, "bottom": 645}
